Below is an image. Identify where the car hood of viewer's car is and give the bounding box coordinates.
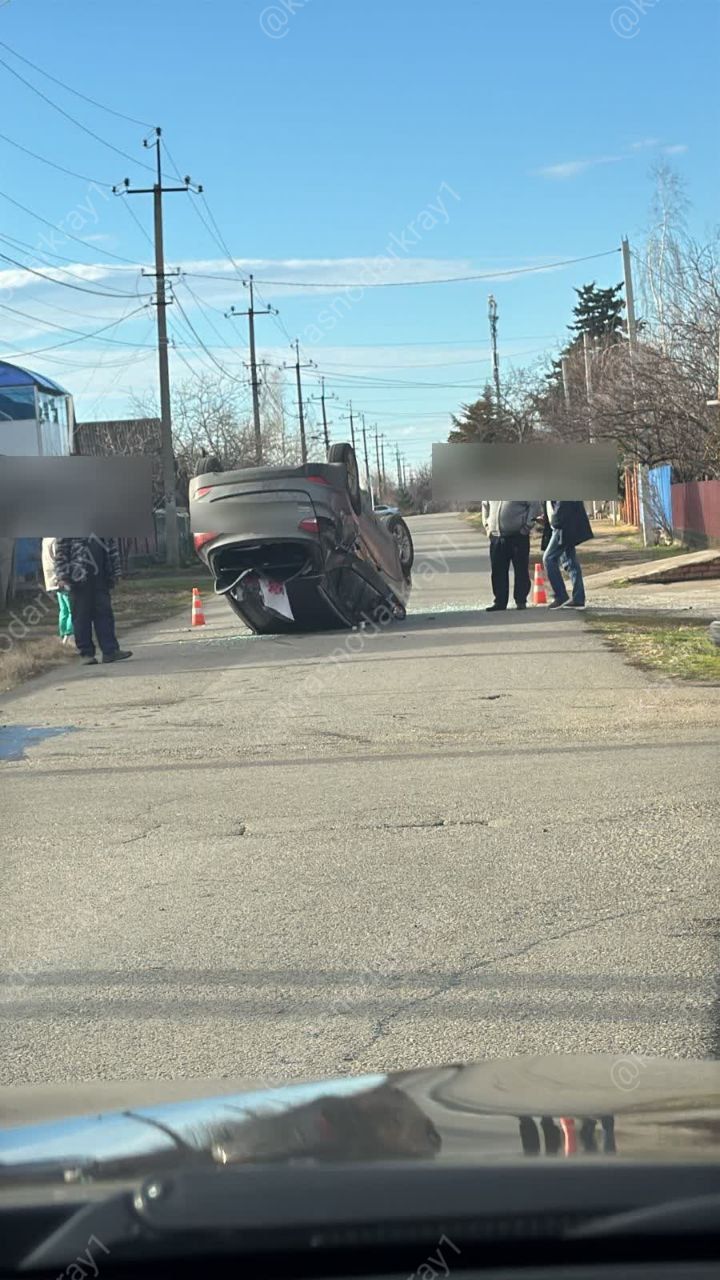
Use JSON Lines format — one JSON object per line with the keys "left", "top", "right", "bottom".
{"left": 1, "top": 1056, "right": 720, "bottom": 1192}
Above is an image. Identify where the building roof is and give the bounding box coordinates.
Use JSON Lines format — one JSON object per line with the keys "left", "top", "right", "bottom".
{"left": 0, "top": 361, "right": 69, "bottom": 395}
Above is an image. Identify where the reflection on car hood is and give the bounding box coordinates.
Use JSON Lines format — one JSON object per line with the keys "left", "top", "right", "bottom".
{"left": 1, "top": 1056, "right": 720, "bottom": 1191}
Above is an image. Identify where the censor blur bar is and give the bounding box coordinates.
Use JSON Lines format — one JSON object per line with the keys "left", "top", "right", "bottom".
{"left": 0, "top": 456, "right": 153, "bottom": 538}
{"left": 432, "top": 443, "right": 619, "bottom": 502}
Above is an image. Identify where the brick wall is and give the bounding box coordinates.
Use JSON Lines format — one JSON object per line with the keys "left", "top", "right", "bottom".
{"left": 641, "top": 556, "right": 720, "bottom": 584}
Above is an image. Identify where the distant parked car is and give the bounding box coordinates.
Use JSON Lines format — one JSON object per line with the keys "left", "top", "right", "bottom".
{"left": 373, "top": 504, "right": 399, "bottom": 516}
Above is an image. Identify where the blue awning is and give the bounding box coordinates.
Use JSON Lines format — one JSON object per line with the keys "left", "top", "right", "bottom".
{"left": 0, "top": 360, "right": 69, "bottom": 395}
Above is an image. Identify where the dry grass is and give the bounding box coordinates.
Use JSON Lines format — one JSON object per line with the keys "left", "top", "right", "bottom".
{"left": 588, "top": 614, "right": 720, "bottom": 683}
{"left": 0, "top": 635, "right": 75, "bottom": 694}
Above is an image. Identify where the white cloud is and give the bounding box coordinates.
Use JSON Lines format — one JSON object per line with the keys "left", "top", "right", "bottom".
{"left": 535, "top": 155, "right": 624, "bottom": 179}
{"left": 535, "top": 137, "right": 689, "bottom": 180}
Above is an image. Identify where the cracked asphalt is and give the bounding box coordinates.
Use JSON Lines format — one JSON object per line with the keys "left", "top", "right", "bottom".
{"left": 1, "top": 513, "right": 719, "bottom": 1085}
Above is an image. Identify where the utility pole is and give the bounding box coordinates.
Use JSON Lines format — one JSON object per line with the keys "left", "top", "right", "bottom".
{"left": 380, "top": 434, "right": 388, "bottom": 493}
{"left": 374, "top": 424, "right": 382, "bottom": 499}
{"left": 582, "top": 331, "right": 593, "bottom": 424}
{"left": 227, "top": 274, "right": 276, "bottom": 464}
{"left": 582, "top": 332, "right": 598, "bottom": 518}
{"left": 360, "top": 413, "right": 372, "bottom": 494}
{"left": 116, "top": 127, "right": 198, "bottom": 567}
{"left": 320, "top": 378, "right": 330, "bottom": 451}
{"left": 395, "top": 443, "right": 403, "bottom": 488}
{"left": 338, "top": 402, "right": 357, "bottom": 451}
{"left": 707, "top": 330, "right": 720, "bottom": 407}
{"left": 284, "top": 340, "right": 314, "bottom": 463}
{"left": 488, "top": 294, "right": 501, "bottom": 413}
{"left": 561, "top": 355, "right": 571, "bottom": 410}
{"left": 621, "top": 237, "right": 637, "bottom": 351}
{"left": 622, "top": 236, "right": 649, "bottom": 543}
{"left": 309, "top": 378, "right": 335, "bottom": 452}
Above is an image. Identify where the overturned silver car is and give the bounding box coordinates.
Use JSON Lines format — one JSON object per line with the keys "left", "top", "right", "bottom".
{"left": 189, "top": 444, "right": 414, "bottom": 634}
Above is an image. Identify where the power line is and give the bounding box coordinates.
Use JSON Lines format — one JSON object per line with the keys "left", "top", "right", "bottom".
{"left": 73, "top": 315, "right": 156, "bottom": 414}
{"left": 311, "top": 345, "right": 553, "bottom": 389}
{"left": 0, "top": 234, "right": 139, "bottom": 301}
{"left": 0, "top": 53, "right": 156, "bottom": 175}
{"left": 258, "top": 333, "right": 563, "bottom": 348}
{"left": 0, "top": 38, "right": 154, "bottom": 129}
{"left": 170, "top": 323, "right": 251, "bottom": 389}
{"left": 0, "top": 249, "right": 143, "bottom": 299}
{"left": 0, "top": 297, "right": 152, "bottom": 344}
{"left": 169, "top": 309, "right": 242, "bottom": 369}
{"left": 179, "top": 278, "right": 238, "bottom": 350}
{"left": 243, "top": 249, "right": 621, "bottom": 289}
{"left": 172, "top": 291, "right": 250, "bottom": 385}
{"left": 319, "top": 355, "right": 497, "bottom": 370}
{"left": 0, "top": 286, "right": 140, "bottom": 326}
{"left": 0, "top": 228, "right": 136, "bottom": 273}
{"left": 118, "top": 193, "right": 155, "bottom": 250}
{"left": 161, "top": 140, "right": 248, "bottom": 288}
{"left": 0, "top": 129, "right": 113, "bottom": 186}
{"left": 254, "top": 280, "right": 294, "bottom": 345}
{"left": 0, "top": 187, "right": 141, "bottom": 265}
{"left": 2, "top": 304, "right": 150, "bottom": 359}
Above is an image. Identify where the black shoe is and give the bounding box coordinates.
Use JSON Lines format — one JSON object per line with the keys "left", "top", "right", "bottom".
{"left": 485, "top": 604, "right": 506, "bottom": 612}
{"left": 563, "top": 600, "right": 586, "bottom": 609}
{"left": 81, "top": 656, "right": 98, "bottom": 665}
{"left": 102, "top": 649, "right": 133, "bottom": 664}
{"left": 548, "top": 599, "right": 567, "bottom": 610}
{"left": 515, "top": 602, "right": 528, "bottom": 610}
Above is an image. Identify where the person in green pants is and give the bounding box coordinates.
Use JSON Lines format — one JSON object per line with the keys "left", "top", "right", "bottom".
{"left": 42, "top": 538, "right": 74, "bottom": 642}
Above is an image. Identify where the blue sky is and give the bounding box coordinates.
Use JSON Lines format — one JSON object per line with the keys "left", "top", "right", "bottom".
{"left": 0, "top": 0, "right": 717, "bottom": 466}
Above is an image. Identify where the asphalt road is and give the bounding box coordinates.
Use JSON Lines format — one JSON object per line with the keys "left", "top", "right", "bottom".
{"left": 2, "top": 513, "right": 719, "bottom": 1087}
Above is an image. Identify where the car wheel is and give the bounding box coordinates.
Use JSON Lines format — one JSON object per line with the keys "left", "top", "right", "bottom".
{"left": 327, "top": 442, "right": 362, "bottom": 516}
{"left": 386, "top": 515, "right": 414, "bottom": 574}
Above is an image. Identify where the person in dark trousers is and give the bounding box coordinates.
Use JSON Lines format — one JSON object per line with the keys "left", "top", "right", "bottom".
{"left": 542, "top": 501, "right": 593, "bottom": 608}
{"left": 55, "top": 536, "right": 132, "bottom": 665}
{"left": 481, "top": 500, "right": 542, "bottom": 611}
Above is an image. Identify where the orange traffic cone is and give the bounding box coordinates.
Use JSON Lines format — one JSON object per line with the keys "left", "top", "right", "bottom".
{"left": 191, "top": 587, "right": 206, "bottom": 627}
{"left": 531, "top": 562, "right": 548, "bottom": 606}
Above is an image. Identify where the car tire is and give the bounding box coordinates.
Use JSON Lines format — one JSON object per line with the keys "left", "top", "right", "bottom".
{"left": 385, "top": 515, "right": 414, "bottom": 574}
{"left": 327, "top": 442, "right": 362, "bottom": 516}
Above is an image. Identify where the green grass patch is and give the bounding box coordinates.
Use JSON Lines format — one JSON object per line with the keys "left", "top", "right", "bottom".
{"left": 587, "top": 614, "right": 720, "bottom": 682}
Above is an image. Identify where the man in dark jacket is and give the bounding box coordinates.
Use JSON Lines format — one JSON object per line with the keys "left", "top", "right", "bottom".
{"left": 542, "top": 501, "right": 593, "bottom": 608}
{"left": 55, "top": 536, "right": 132, "bottom": 665}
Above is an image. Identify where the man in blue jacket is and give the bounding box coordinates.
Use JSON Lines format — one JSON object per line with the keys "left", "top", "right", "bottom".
{"left": 542, "top": 501, "right": 593, "bottom": 609}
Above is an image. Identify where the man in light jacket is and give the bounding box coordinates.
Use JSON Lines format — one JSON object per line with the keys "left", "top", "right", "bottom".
{"left": 481, "top": 501, "right": 542, "bottom": 611}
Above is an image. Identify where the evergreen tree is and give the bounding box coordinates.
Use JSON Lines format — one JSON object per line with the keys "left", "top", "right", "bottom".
{"left": 569, "top": 281, "right": 625, "bottom": 341}
{"left": 448, "top": 385, "right": 503, "bottom": 443}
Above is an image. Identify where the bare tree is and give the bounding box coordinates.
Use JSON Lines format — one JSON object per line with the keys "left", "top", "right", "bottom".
{"left": 131, "top": 370, "right": 309, "bottom": 500}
